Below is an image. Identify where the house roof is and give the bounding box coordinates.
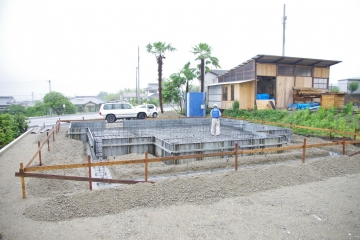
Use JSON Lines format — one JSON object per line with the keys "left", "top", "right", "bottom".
{"left": 148, "top": 93, "right": 159, "bottom": 99}
{"left": 69, "top": 96, "right": 105, "bottom": 105}
{"left": 209, "top": 70, "right": 228, "bottom": 76}
{"left": 338, "top": 78, "right": 360, "bottom": 81}
{"left": 252, "top": 54, "right": 341, "bottom": 68}
{"left": 207, "top": 79, "right": 254, "bottom": 87}
{"left": 144, "top": 83, "right": 158, "bottom": 91}
{"left": 217, "top": 54, "right": 342, "bottom": 78}
{"left": 0, "top": 96, "right": 16, "bottom": 106}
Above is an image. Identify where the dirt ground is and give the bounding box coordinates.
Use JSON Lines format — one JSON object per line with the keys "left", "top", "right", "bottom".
{"left": 1, "top": 112, "right": 360, "bottom": 240}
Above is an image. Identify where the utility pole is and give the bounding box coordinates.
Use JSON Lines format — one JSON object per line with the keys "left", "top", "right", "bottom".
{"left": 137, "top": 46, "right": 140, "bottom": 105}
{"left": 48, "top": 80, "right": 52, "bottom": 116}
{"left": 136, "top": 67, "right": 138, "bottom": 102}
{"left": 282, "top": 4, "right": 287, "bottom": 56}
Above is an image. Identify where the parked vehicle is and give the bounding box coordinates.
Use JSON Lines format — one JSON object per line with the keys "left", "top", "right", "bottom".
{"left": 98, "top": 101, "right": 147, "bottom": 123}
{"left": 135, "top": 104, "right": 158, "bottom": 118}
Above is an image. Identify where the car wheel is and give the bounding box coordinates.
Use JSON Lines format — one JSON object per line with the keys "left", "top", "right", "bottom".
{"left": 137, "top": 112, "right": 146, "bottom": 119}
{"left": 152, "top": 112, "right": 158, "bottom": 118}
{"left": 106, "top": 114, "right": 116, "bottom": 123}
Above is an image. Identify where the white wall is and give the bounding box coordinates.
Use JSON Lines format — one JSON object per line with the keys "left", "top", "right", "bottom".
{"left": 338, "top": 79, "right": 360, "bottom": 94}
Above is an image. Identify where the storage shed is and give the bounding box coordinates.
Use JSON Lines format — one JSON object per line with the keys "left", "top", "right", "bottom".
{"left": 207, "top": 55, "right": 341, "bottom": 110}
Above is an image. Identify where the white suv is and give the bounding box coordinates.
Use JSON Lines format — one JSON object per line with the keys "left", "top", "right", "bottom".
{"left": 135, "top": 104, "right": 158, "bottom": 118}
{"left": 99, "top": 101, "right": 147, "bottom": 123}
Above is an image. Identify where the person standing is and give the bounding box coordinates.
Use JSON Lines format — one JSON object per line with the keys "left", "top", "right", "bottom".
{"left": 210, "top": 104, "right": 221, "bottom": 136}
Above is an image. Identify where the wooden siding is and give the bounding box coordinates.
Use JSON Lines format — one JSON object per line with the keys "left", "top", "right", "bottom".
{"left": 321, "top": 94, "right": 345, "bottom": 108}
{"left": 239, "top": 81, "right": 255, "bottom": 110}
{"left": 276, "top": 76, "right": 294, "bottom": 109}
{"left": 256, "top": 63, "right": 276, "bottom": 76}
{"left": 313, "top": 67, "right": 329, "bottom": 78}
{"left": 295, "top": 77, "right": 312, "bottom": 88}
{"left": 219, "top": 81, "right": 255, "bottom": 110}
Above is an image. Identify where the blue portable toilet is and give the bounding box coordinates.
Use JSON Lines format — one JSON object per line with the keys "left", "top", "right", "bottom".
{"left": 185, "top": 92, "right": 206, "bottom": 117}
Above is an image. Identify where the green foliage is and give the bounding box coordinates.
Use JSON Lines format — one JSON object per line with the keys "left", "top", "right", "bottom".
{"left": 146, "top": 41, "right": 177, "bottom": 113}
{"left": 146, "top": 42, "right": 176, "bottom": 57}
{"left": 43, "top": 91, "right": 76, "bottom": 115}
{"left": 0, "top": 113, "right": 29, "bottom": 147}
{"left": 223, "top": 106, "right": 359, "bottom": 138}
{"left": 103, "top": 92, "right": 121, "bottom": 102}
{"left": 26, "top": 101, "right": 47, "bottom": 117}
{"left": 64, "top": 103, "right": 77, "bottom": 114}
{"left": 97, "top": 91, "right": 108, "bottom": 100}
{"left": 341, "top": 102, "right": 353, "bottom": 116}
{"left": 3, "top": 104, "right": 27, "bottom": 115}
{"left": 329, "top": 86, "right": 340, "bottom": 92}
{"left": 13, "top": 114, "right": 29, "bottom": 133}
{"left": 348, "top": 81, "right": 359, "bottom": 93}
{"left": 77, "top": 105, "right": 84, "bottom": 113}
{"left": 232, "top": 100, "right": 239, "bottom": 110}
{"left": 162, "top": 77, "right": 182, "bottom": 104}
{"left": 191, "top": 43, "right": 221, "bottom": 69}
{"left": 145, "top": 98, "right": 159, "bottom": 106}
{"left": 0, "top": 114, "right": 15, "bottom": 147}
{"left": 189, "top": 85, "right": 200, "bottom": 92}
{"left": 191, "top": 43, "right": 220, "bottom": 92}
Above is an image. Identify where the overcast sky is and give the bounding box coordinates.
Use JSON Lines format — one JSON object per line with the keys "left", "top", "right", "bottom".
{"left": 0, "top": 0, "right": 359, "bottom": 102}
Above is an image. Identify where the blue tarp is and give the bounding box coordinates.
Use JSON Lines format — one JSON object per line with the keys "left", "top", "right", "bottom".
{"left": 256, "top": 93, "right": 270, "bottom": 100}
{"left": 288, "top": 102, "right": 320, "bottom": 110}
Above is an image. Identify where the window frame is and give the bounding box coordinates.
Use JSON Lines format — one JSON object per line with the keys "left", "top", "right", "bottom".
{"left": 222, "top": 86, "right": 228, "bottom": 101}
{"left": 295, "top": 66, "right": 312, "bottom": 77}
{"left": 230, "top": 85, "right": 234, "bottom": 101}
{"left": 313, "top": 78, "right": 328, "bottom": 89}
{"left": 277, "top": 65, "right": 294, "bottom": 76}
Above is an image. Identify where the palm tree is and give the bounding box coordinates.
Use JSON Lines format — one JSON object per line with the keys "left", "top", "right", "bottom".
{"left": 146, "top": 42, "right": 176, "bottom": 113}
{"left": 181, "top": 62, "right": 196, "bottom": 93}
{"left": 191, "top": 43, "right": 221, "bottom": 92}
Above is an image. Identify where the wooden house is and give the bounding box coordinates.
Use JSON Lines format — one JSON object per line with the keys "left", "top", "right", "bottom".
{"left": 207, "top": 54, "right": 341, "bottom": 110}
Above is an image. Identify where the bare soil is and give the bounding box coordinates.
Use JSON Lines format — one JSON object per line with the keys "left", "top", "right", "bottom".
{"left": 1, "top": 113, "right": 360, "bottom": 240}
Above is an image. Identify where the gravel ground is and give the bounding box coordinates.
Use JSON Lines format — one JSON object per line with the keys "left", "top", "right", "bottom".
{"left": 1, "top": 113, "right": 360, "bottom": 239}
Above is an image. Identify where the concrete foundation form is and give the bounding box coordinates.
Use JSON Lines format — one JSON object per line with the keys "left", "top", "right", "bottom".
{"left": 68, "top": 118, "right": 292, "bottom": 162}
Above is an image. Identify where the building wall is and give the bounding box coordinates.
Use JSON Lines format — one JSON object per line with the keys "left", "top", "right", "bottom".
{"left": 209, "top": 81, "right": 255, "bottom": 110}
{"left": 205, "top": 72, "right": 219, "bottom": 90}
{"left": 208, "top": 85, "right": 222, "bottom": 108}
{"left": 276, "top": 76, "right": 294, "bottom": 109}
{"left": 294, "top": 76, "right": 312, "bottom": 88}
{"left": 313, "top": 67, "right": 329, "bottom": 78}
{"left": 256, "top": 63, "right": 276, "bottom": 76}
{"left": 338, "top": 79, "right": 360, "bottom": 94}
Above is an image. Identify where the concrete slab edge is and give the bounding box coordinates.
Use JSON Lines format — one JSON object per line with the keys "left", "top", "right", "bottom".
{"left": 0, "top": 128, "right": 34, "bottom": 157}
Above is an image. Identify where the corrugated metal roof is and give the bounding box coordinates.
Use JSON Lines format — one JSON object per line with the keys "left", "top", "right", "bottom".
{"left": 338, "top": 78, "right": 360, "bottom": 81}
{"left": 209, "top": 70, "right": 228, "bottom": 76}
{"left": 207, "top": 79, "right": 254, "bottom": 87}
{"left": 252, "top": 54, "right": 341, "bottom": 67}
{"left": 217, "top": 54, "right": 342, "bottom": 79}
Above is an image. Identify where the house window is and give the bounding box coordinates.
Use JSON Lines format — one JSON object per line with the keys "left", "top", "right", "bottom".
{"left": 296, "top": 67, "right": 312, "bottom": 77}
{"left": 231, "top": 85, "right": 234, "bottom": 101}
{"left": 313, "top": 78, "right": 328, "bottom": 89}
{"left": 278, "top": 65, "right": 294, "bottom": 76}
{"left": 222, "top": 86, "right": 228, "bottom": 101}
